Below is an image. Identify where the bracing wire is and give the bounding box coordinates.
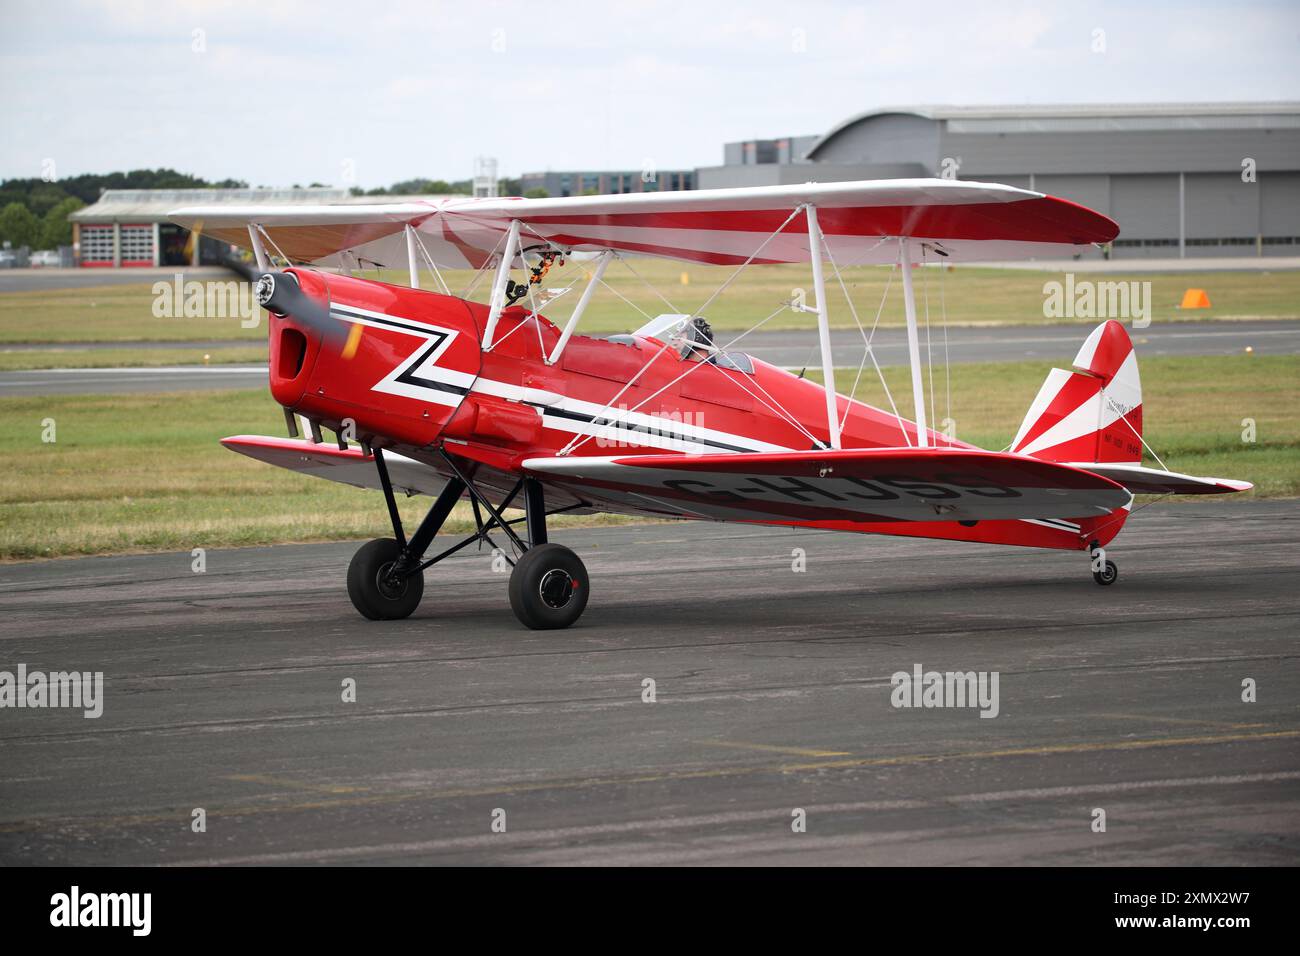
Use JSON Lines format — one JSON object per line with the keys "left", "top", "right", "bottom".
{"left": 690, "top": 206, "right": 803, "bottom": 318}
{"left": 822, "top": 243, "right": 909, "bottom": 446}
{"left": 459, "top": 228, "right": 511, "bottom": 299}
{"left": 616, "top": 252, "right": 680, "bottom": 315}
{"left": 1107, "top": 394, "right": 1170, "bottom": 471}
{"left": 595, "top": 273, "right": 655, "bottom": 321}
{"left": 411, "top": 223, "right": 452, "bottom": 295}
{"left": 1085, "top": 491, "right": 1173, "bottom": 543}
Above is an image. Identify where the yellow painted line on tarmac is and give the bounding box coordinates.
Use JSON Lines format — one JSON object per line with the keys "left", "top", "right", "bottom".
{"left": 770, "top": 729, "right": 1300, "bottom": 774}
{"left": 696, "top": 740, "right": 852, "bottom": 757}
{"left": 1100, "top": 713, "right": 1270, "bottom": 731}
{"left": 3, "top": 728, "right": 1296, "bottom": 835}
{"left": 223, "top": 774, "right": 368, "bottom": 795}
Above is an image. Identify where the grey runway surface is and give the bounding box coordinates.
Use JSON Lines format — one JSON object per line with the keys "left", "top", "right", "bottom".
{"left": 1, "top": 501, "right": 1297, "bottom": 866}
{"left": 0, "top": 268, "right": 230, "bottom": 293}
{"left": 2, "top": 320, "right": 1296, "bottom": 397}
{"left": 0, "top": 364, "right": 270, "bottom": 395}
{"left": 741, "top": 319, "right": 1299, "bottom": 368}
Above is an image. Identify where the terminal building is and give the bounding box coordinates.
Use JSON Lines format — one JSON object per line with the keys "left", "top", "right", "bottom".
{"left": 519, "top": 169, "right": 694, "bottom": 198}
{"left": 698, "top": 103, "right": 1300, "bottom": 258}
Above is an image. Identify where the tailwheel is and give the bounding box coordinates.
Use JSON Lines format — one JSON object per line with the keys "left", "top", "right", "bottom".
{"left": 509, "top": 543, "right": 589, "bottom": 630}
{"left": 1092, "top": 558, "right": 1119, "bottom": 586}
{"left": 347, "top": 538, "right": 424, "bottom": 620}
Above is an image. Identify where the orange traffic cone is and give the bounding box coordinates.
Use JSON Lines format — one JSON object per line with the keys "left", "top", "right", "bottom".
{"left": 1180, "top": 288, "right": 1212, "bottom": 309}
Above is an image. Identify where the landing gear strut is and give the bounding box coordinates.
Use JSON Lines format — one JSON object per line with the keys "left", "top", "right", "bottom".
{"left": 346, "top": 446, "right": 590, "bottom": 629}
{"left": 510, "top": 474, "right": 589, "bottom": 629}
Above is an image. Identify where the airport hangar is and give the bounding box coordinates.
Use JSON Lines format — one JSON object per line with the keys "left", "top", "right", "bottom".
{"left": 698, "top": 102, "right": 1300, "bottom": 259}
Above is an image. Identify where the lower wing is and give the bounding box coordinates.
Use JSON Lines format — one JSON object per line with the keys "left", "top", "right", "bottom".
{"left": 523, "top": 448, "right": 1133, "bottom": 524}
{"left": 221, "top": 435, "right": 448, "bottom": 496}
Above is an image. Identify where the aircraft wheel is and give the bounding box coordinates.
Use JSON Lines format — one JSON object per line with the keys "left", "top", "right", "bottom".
{"left": 1092, "top": 559, "right": 1119, "bottom": 586}
{"left": 509, "top": 543, "right": 589, "bottom": 630}
{"left": 347, "top": 538, "right": 424, "bottom": 620}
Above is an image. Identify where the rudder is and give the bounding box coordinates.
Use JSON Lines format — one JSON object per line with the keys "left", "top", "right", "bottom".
{"left": 1010, "top": 320, "right": 1143, "bottom": 464}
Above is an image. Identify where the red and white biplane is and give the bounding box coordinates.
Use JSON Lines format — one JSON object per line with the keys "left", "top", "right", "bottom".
{"left": 172, "top": 180, "right": 1251, "bottom": 629}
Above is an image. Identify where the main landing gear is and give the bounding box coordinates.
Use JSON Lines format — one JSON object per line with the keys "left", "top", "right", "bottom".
{"left": 346, "top": 446, "right": 590, "bottom": 629}
{"left": 1089, "top": 541, "right": 1118, "bottom": 586}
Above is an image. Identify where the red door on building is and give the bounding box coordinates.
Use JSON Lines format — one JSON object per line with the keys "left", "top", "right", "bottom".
{"left": 78, "top": 224, "right": 114, "bottom": 267}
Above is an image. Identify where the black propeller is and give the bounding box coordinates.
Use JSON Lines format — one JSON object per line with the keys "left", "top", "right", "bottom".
{"left": 224, "top": 254, "right": 343, "bottom": 344}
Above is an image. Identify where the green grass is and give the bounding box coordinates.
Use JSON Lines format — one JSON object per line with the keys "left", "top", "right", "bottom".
{"left": 4, "top": 263, "right": 1298, "bottom": 346}
{"left": 0, "top": 389, "right": 641, "bottom": 560}
{"left": 0, "top": 353, "right": 1291, "bottom": 561}
{"left": 0, "top": 282, "right": 270, "bottom": 344}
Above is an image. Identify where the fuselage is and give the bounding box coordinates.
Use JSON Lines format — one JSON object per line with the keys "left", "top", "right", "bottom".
{"left": 270, "top": 270, "right": 959, "bottom": 465}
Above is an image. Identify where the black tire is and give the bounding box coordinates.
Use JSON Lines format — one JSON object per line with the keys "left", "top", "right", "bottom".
{"left": 1092, "top": 559, "right": 1119, "bottom": 586}
{"left": 508, "top": 543, "right": 589, "bottom": 630}
{"left": 347, "top": 538, "right": 424, "bottom": 620}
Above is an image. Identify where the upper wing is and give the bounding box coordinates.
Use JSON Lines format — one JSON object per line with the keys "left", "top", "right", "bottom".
{"left": 172, "top": 178, "right": 1118, "bottom": 270}
{"left": 169, "top": 201, "right": 447, "bottom": 264}
{"left": 523, "top": 447, "right": 1132, "bottom": 524}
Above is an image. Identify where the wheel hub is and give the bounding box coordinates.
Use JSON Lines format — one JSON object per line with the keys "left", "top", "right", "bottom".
{"left": 376, "top": 561, "right": 409, "bottom": 600}
{"left": 538, "top": 568, "right": 575, "bottom": 609}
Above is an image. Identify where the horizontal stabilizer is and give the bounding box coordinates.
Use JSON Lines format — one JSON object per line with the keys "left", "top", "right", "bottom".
{"left": 1066, "top": 462, "right": 1253, "bottom": 496}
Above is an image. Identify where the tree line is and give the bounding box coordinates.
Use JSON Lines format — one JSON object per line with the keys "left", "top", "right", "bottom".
{"left": 0, "top": 168, "right": 251, "bottom": 250}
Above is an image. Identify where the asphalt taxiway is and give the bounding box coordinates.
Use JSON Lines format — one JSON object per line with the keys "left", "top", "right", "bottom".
{"left": 0, "top": 500, "right": 1296, "bottom": 865}
{"left": 0, "top": 268, "right": 231, "bottom": 293}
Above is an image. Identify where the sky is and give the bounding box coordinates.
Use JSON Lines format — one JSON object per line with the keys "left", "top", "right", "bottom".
{"left": 2, "top": 0, "right": 1298, "bottom": 189}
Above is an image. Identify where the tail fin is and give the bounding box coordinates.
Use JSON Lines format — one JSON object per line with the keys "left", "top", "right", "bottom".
{"left": 1011, "top": 320, "right": 1143, "bottom": 464}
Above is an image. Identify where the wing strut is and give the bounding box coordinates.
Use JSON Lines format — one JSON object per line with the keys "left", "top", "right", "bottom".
{"left": 404, "top": 224, "right": 421, "bottom": 289}
{"left": 246, "top": 224, "right": 269, "bottom": 270}
{"left": 483, "top": 219, "right": 522, "bottom": 349}
{"left": 898, "top": 238, "right": 929, "bottom": 447}
{"left": 805, "top": 204, "right": 840, "bottom": 450}
{"left": 547, "top": 250, "right": 612, "bottom": 365}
